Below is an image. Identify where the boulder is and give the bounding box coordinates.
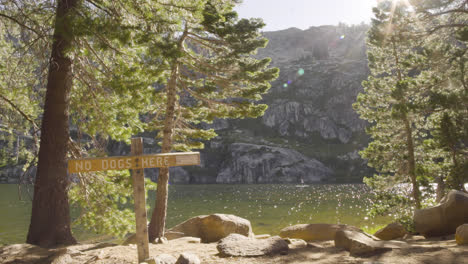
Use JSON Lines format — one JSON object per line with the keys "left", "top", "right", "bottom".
{"left": 279, "top": 223, "right": 360, "bottom": 241}
{"left": 175, "top": 253, "right": 200, "bottom": 264}
{"left": 414, "top": 190, "right": 468, "bottom": 237}
{"left": 165, "top": 231, "right": 185, "bottom": 240}
{"left": 335, "top": 230, "right": 408, "bottom": 256}
{"left": 455, "top": 224, "right": 468, "bottom": 245}
{"left": 149, "top": 254, "right": 177, "bottom": 264}
{"left": 168, "top": 214, "right": 254, "bottom": 243}
{"left": 374, "top": 223, "right": 407, "bottom": 240}
{"left": 170, "top": 237, "right": 201, "bottom": 244}
{"left": 284, "top": 238, "right": 308, "bottom": 249}
{"left": 217, "top": 234, "right": 289, "bottom": 257}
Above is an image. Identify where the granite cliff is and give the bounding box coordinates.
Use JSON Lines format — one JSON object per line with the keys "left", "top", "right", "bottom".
{"left": 1, "top": 24, "right": 371, "bottom": 184}
{"left": 160, "top": 24, "right": 372, "bottom": 183}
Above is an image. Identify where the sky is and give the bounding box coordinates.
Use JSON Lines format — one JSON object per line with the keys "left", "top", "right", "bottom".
{"left": 234, "top": 0, "right": 377, "bottom": 32}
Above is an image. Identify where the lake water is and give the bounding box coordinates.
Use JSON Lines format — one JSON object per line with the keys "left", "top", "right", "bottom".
{"left": 0, "top": 184, "right": 389, "bottom": 244}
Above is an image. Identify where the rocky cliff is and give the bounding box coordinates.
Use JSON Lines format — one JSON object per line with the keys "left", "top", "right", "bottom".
{"left": 180, "top": 24, "right": 372, "bottom": 183}
{"left": 1, "top": 24, "right": 371, "bottom": 184}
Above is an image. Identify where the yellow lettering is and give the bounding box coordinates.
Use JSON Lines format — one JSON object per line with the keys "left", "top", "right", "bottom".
{"left": 149, "top": 157, "right": 156, "bottom": 167}
{"left": 142, "top": 157, "right": 149, "bottom": 168}
{"left": 118, "top": 159, "right": 125, "bottom": 169}
{"left": 84, "top": 161, "right": 91, "bottom": 171}
{"left": 110, "top": 160, "right": 116, "bottom": 169}
{"left": 75, "top": 161, "right": 83, "bottom": 172}
{"left": 164, "top": 157, "right": 169, "bottom": 166}
{"left": 156, "top": 157, "right": 162, "bottom": 166}
{"left": 102, "top": 160, "right": 108, "bottom": 170}
{"left": 126, "top": 158, "right": 131, "bottom": 168}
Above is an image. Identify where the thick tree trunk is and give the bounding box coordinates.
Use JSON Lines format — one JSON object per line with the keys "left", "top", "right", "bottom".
{"left": 148, "top": 63, "right": 179, "bottom": 242}
{"left": 26, "top": 0, "right": 78, "bottom": 247}
{"left": 404, "top": 116, "right": 421, "bottom": 209}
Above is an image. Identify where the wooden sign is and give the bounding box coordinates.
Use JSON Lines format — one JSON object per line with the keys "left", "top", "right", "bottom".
{"left": 68, "top": 152, "right": 200, "bottom": 173}
{"left": 68, "top": 140, "right": 200, "bottom": 263}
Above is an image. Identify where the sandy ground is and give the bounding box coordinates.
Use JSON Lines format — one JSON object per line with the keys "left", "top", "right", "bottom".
{"left": 1, "top": 236, "right": 467, "bottom": 264}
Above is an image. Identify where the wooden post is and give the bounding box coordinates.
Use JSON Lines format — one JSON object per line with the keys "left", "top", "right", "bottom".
{"left": 131, "top": 137, "right": 150, "bottom": 263}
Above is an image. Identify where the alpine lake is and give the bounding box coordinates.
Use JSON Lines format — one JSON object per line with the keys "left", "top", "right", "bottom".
{"left": 0, "top": 183, "right": 390, "bottom": 245}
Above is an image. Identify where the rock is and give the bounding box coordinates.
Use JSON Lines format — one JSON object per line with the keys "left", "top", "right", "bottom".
{"left": 414, "top": 190, "right": 468, "bottom": 237}
{"left": 154, "top": 237, "right": 168, "bottom": 244}
{"left": 374, "top": 222, "right": 407, "bottom": 240}
{"left": 168, "top": 214, "right": 254, "bottom": 243}
{"left": 175, "top": 252, "right": 200, "bottom": 264}
{"left": 165, "top": 231, "right": 186, "bottom": 240}
{"left": 285, "top": 238, "right": 308, "bottom": 249}
{"left": 122, "top": 234, "right": 136, "bottom": 245}
{"left": 216, "top": 143, "right": 332, "bottom": 183}
{"left": 170, "top": 237, "right": 201, "bottom": 244}
{"left": 335, "top": 230, "right": 408, "bottom": 256}
{"left": 455, "top": 224, "right": 468, "bottom": 245}
{"left": 150, "top": 254, "right": 177, "bottom": 264}
{"left": 279, "top": 223, "right": 360, "bottom": 241}
{"left": 217, "top": 234, "right": 289, "bottom": 257}
{"left": 255, "top": 234, "right": 271, "bottom": 239}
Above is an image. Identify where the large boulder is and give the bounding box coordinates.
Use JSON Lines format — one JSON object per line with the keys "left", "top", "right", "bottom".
{"left": 455, "top": 224, "right": 468, "bottom": 245}
{"left": 175, "top": 253, "right": 200, "bottom": 264}
{"left": 216, "top": 234, "right": 288, "bottom": 257}
{"left": 414, "top": 190, "right": 468, "bottom": 237}
{"left": 168, "top": 214, "right": 254, "bottom": 243}
{"left": 334, "top": 230, "right": 408, "bottom": 256}
{"left": 279, "top": 223, "right": 360, "bottom": 241}
{"left": 374, "top": 223, "right": 407, "bottom": 240}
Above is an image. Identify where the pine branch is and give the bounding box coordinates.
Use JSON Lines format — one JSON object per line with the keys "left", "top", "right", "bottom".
{"left": 0, "top": 12, "right": 43, "bottom": 36}
{"left": 0, "top": 93, "right": 39, "bottom": 130}
{"left": 428, "top": 23, "right": 468, "bottom": 34}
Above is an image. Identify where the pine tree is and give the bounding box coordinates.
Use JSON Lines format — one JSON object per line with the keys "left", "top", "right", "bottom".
{"left": 0, "top": 0, "right": 205, "bottom": 246}
{"left": 354, "top": 1, "right": 429, "bottom": 216}
{"left": 147, "top": 0, "right": 279, "bottom": 241}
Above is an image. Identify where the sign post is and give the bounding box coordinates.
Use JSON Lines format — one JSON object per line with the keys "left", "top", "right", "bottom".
{"left": 68, "top": 137, "right": 200, "bottom": 263}
{"left": 130, "top": 138, "right": 149, "bottom": 262}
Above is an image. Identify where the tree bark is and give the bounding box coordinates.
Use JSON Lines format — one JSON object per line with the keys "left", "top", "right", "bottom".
{"left": 148, "top": 62, "right": 178, "bottom": 242}
{"left": 148, "top": 29, "right": 188, "bottom": 242}
{"left": 403, "top": 116, "right": 421, "bottom": 209}
{"left": 27, "top": 0, "right": 79, "bottom": 247}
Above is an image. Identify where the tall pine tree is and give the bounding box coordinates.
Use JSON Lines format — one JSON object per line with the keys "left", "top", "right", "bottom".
{"left": 147, "top": 0, "right": 279, "bottom": 241}
{"left": 354, "top": 1, "right": 429, "bottom": 218}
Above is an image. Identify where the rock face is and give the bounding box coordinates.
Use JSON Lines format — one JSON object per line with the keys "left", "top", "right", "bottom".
{"left": 455, "top": 224, "right": 468, "bottom": 245}
{"left": 216, "top": 234, "right": 288, "bottom": 257}
{"left": 414, "top": 190, "right": 468, "bottom": 237}
{"left": 279, "top": 223, "right": 360, "bottom": 241}
{"left": 374, "top": 223, "right": 407, "bottom": 241}
{"left": 1, "top": 25, "right": 371, "bottom": 184}
{"left": 167, "top": 214, "right": 254, "bottom": 243}
{"left": 216, "top": 143, "right": 332, "bottom": 183}
{"left": 334, "top": 230, "right": 408, "bottom": 256}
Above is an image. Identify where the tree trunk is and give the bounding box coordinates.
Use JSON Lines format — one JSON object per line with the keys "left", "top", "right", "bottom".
{"left": 148, "top": 63, "right": 179, "bottom": 242}
{"left": 403, "top": 116, "right": 421, "bottom": 209}
{"left": 27, "top": 0, "right": 79, "bottom": 247}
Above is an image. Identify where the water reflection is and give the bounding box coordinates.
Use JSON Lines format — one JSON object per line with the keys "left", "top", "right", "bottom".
{"left": 0, "top": 184, "right": 388, "bottom": 244}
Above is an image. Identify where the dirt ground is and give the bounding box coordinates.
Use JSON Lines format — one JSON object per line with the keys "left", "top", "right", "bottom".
{"left": 1, "top": 236, "right": 467, "bottom": 264}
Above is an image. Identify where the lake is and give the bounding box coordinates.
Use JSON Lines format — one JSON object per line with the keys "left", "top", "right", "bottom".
{"left": 0, "top": 184, "right": 389, "bottom": 244}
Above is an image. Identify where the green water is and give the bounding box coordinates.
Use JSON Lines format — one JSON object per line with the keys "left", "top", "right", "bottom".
{"left": 0, "top": 184, "right": 388, "bottom": 245}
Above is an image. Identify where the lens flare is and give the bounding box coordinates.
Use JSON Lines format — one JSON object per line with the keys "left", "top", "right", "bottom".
{"left": 297, "top": 68, "right": 305, "bottom": 76}
{"left": 340, "top": 35, "right": 345, "bottom": 40}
